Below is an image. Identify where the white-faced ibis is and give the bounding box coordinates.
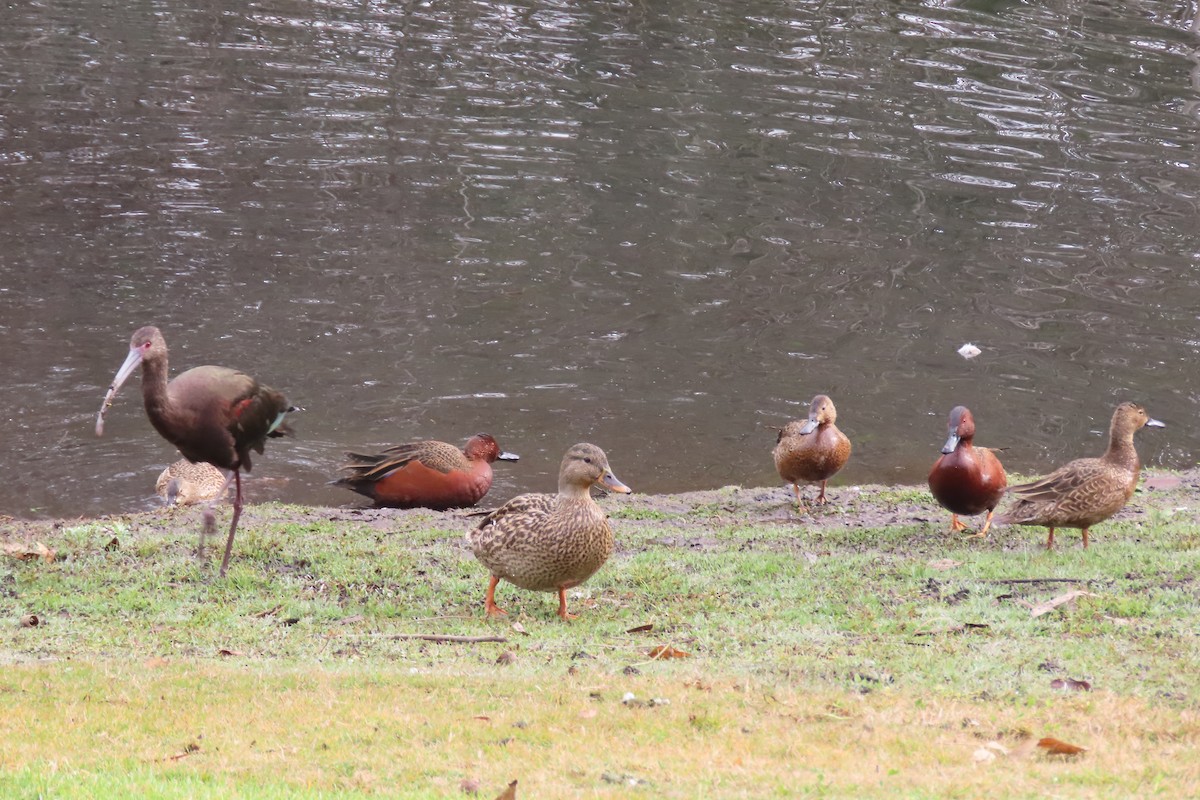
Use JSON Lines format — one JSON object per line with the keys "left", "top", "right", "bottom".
{"left": 96, "top": 326, "right": 294, "bottom": 575}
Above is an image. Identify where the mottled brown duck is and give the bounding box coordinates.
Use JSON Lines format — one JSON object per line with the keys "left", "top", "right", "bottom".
{"left": 773, "top": 394, "right": 851, "bottom": 511}
{"left": 467, "top": 443, "right": 631, "bottom": 621}
{"left": 999, "top": 402, "right": 1164, "bottom": 549}
{"left": 927, "top": 406, "right": 1007, "bottom": 537}
{"left": 156, "top": 459, "right": 230, "bottom": 506}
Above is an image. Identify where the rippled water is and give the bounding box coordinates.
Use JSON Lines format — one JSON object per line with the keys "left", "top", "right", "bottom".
{"left": 2, "top": 0, "right": 1199, "bottom": 518}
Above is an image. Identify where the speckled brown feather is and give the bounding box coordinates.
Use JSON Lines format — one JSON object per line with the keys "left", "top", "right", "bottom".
{"left": 155, "top": 459, "right": 229, "bottom": 506}
{"left": 999, "top": 402, "right": 1163, "bottom": 545}
{"left": 466, "top": 443, "right": 630, "bottom": 618}
{"left": 341, "top": 440, "right": 470, "bottom": 481}
{"left": 470, "top": 492, "right": 613, "bottom": 592}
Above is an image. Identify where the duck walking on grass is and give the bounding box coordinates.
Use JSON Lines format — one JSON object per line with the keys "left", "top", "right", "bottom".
{"left": 773, "top": 394, "right": 851, "bottom": 512}
{"left": 334, "top": 434, "right": 518, "bottom": 510}
{"left": 999, "top": 402, "right": 1164, "bottom": 549}
{"left": 467, "top": 443, "right": 631, "bottom": 621}
{"left": 928, "top": 406, "right": 1007, "bottom": 537}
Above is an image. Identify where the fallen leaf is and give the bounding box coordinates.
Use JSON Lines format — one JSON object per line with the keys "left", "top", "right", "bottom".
{"left": 648, "top": 645, "right": 690, "bottom": 660}
{"left": 1050, "top": 678, "right": 1092, "bottom": 692}
{"left": 2, "top": 541, "right": 55, "bottom": 563}
{"left": 460, "top": 777, "right": 481, "bottom": 795}
{"left": 104, "top": 537, "right": 120, "bottom": 551}
{"left": 251, "top": 605, "right": 282, "bottom": 619}
{"left": 579, "top": 708, "right": 597, "bottom": 719}
{"left": 473, "top": 715, "right": 491, "bottom": 722}
{"left": 957, "top": 343, "right": 982, "bottom": 359}
{"left": 1029, "top": 591, "right": 1097, "bottom": 618}
{"left": 217, "top": 648, "right": 245, "bottom": 657}
{"left": 144, "top": 657, "right": 170, "bottom": 669}
{"left": 928, "top": 558, "right": 962, "bottom": 571}
{"left": 494, "top": 779, "right": 517, "bottom": 800}
{"left": 626, "top": 623, "right": 654, "bottom": 634}
{"left": 336, "top": 614, "right": 365, "bottom": 625}
{"left": 1037, "top": 737, "right": 1087, "bottom": 756}
{"left": 19, "top": 614, "right": 39, "bottom": 628}
{"left": 495, "top": 651, "right": 517, "bottom": 665}
{"left": 511, "top": 622, "right": 529, "bottom": 636}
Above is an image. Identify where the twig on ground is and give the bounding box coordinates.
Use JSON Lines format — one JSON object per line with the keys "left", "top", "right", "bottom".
{"left": 384, "top": 634, "right": 508, "bottom": 643}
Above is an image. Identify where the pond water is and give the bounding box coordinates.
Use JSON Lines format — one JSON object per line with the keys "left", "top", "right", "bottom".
{"left": 2, "top": 0, "right": 1199, "bottom": 517}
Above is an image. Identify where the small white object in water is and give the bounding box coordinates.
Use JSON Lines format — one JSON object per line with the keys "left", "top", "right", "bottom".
{"left": 957, "top": 343, "right": 982, "bottom": 359}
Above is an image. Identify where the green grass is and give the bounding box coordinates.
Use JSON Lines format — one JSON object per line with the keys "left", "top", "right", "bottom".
{"left": 2, "top": 478, "right": 1199, "bottom": 797}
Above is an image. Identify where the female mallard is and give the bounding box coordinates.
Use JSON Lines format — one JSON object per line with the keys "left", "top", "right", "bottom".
{"left": 1000, "top": 402, "right": 1164, "bottom": 549}
{"left": 773, "top": 394, "right": 851, "bottom": 511}
{"left": 156, "top": 459, "right": 230, "bottom": 506}
{"left": 927, "top": 406, "right": 1007, "bottom": 537}
{"left": 467, "top": 443, "right": 631, "bottom": 620}
{"left": 334, "top": 433, "right": 518, "bottom": 510}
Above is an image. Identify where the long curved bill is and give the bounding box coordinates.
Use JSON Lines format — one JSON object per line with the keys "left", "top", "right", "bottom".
{"left": 95, "top": 346, "right": 144, "bottom": 437}
{"left": 598, "top": 469, "right": 632, "bottom": 494}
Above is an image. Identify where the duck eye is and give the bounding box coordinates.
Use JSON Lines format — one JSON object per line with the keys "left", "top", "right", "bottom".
{"left": 584, "top": 457, "right": 593, "bottom": 464}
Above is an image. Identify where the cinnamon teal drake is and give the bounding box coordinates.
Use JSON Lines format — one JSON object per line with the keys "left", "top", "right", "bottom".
{"left": 927, "top": 406, "right": 1007, "bottom": 537}
{"left": 773, "top": 394, "right": 851, "bottom": 511}
{"left": 156, "top": 459, "right": 230, "bottom": 506}
{"left": 334, "top": 433, "right": 518, "bottom": 510}
{"left": 467, "top": 443, "right": 631, "bottom": 620}
{"left": 999, "top": 402, "right": 1164, "bottom": 549}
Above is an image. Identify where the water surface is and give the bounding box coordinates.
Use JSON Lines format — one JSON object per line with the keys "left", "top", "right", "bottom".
{"left": 2, "top": 0, "right": 1199, "bottom": 517}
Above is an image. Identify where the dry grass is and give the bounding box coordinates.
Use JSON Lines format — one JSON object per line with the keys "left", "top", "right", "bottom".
{"left": 2, "top": 662, "right": 1198, "bottom": 798}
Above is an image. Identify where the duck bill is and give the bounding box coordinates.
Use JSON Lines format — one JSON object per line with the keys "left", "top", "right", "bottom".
{"left": 940, "top": 432, "right": 961, "bottom": 455}
{"left": 95, "top": 346, "right": 143, "bottom": 437}
{"left": 798, "top": 419, "right": 818, "bottom": 435}
{"left": 496, "top": 451, "right": 520, "bottom": 462}
{"left": 1145, "top": 418, "right": 1166, "bottom": 428}
{"left": 598, "top": 470, "right": 632, "bottom": 494}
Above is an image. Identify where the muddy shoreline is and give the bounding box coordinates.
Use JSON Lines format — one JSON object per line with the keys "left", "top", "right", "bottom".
{"left": 4, "top": 469, "right": 1197, "bottom": 547}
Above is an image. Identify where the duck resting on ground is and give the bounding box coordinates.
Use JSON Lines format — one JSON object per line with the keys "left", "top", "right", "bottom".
{"left": 334, "top": 433, "right": 518, "bottom": 510}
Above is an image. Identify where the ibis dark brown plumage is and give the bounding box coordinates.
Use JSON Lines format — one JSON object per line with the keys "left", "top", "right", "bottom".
{"left": 96, "top": 326, "right": 294, "bottom": 576}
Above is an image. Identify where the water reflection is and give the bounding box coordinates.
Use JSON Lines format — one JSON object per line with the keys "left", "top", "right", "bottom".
{"left": 0, "top": 0, "right": 1198, "bottom": 518}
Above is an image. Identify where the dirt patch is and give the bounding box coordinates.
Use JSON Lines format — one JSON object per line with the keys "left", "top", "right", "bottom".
{"left": 3, "top": 468, "right": 1199, "bottom": 546}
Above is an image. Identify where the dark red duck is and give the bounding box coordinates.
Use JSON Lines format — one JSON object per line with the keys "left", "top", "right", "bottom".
{"left": 927, "top": 406, "right": 1007, "bottom": 538}
{"left": 334, "top": 434, "right": 518, "bottom": 510}
{"left": 95, "top": 326, "right": 294, "bottom": 576}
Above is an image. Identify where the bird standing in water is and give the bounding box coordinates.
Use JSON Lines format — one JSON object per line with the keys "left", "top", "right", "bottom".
{"left": 96, "top": 326, "right": 294, "bottom": 576}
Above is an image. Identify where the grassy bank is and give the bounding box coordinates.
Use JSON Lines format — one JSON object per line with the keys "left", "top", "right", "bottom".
{"left": 2, "top": 474, "right": 1199, "bottom": 797}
